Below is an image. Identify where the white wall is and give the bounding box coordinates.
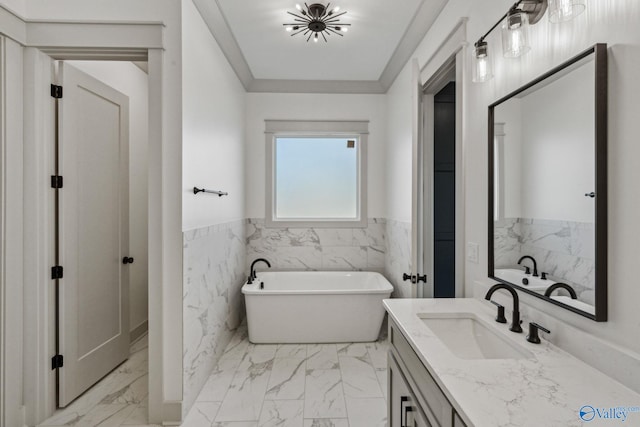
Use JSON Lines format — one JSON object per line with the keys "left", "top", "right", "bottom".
{"left": 67, "top": 60, "right": 149, "bottom": 338}
{"left": 497, "top": 61, "right": 594, "bottom": 222}
{"left": 181, "top": 0, "right": 247, "bottom": 416}
{"left": 1, "top": 0, "right": 24, "bottom": 15}
{"left": 385, "top": 64, "right": 413, "bottom": 223}
{"left": 495, "top": 98, "right": 523, "bottom": 219}
{"left": 245, "top": 93, "right": 387, "bottom": 219}
{"left": 387, "top": 0, "right": 640, "bottom": 357}
{"left": 520, "top": 61, "right": 594, "bottom": 222}
{"left": 182, "top": 0, "right": 246, "bottom": 231}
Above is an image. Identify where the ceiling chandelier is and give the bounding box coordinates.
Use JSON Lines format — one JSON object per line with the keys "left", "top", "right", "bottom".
{"left": 283, "top": 3, "right": 350, "bottom": 43}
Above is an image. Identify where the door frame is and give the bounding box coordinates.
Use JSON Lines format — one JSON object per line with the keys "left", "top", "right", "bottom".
{"left": 0, "top": 34, "right": 25, "bottom": 427}
{"left": 411, "top": 18, "right": 467, "bottom": 298}
{"left": 0, "top": 6, "right": 184, "bottom": 425}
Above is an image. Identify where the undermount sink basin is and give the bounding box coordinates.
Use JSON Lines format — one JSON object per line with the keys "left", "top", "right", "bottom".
{"left": 419, "top": 313, "right": 533, "bottom": 360}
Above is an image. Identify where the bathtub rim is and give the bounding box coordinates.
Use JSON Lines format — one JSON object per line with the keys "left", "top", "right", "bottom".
{"left": 241, "top": 270, "right": 393, "bottom": 296}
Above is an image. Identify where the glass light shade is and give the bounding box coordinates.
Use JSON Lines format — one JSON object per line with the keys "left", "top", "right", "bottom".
{"left": 501, "top": 11, "right": 531, "bottom": 58}
{"left": 548, "top": 0, "right": 586, "bottom": 23}
{"left": 472, "top": 41, "right": 494, "bottom": 83}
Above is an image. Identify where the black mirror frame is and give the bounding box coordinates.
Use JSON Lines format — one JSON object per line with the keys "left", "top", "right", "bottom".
{"left": 488, "top": 43, "right": 608, "bottom": 321}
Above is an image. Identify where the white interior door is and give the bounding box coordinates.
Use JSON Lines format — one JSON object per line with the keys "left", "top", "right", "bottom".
{"left": 57, "top": 62, "right": 130, "bottom": 407}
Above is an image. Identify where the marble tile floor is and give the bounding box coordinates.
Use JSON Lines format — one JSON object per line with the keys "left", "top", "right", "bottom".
{"left": 183, "top": 324, "right": 389, "bottom": 427}
{"left": 39, "top": 334, "right": 153, "bottom": 427}
{"left": 38, "top": 325, "right": 389, "bottom": 427}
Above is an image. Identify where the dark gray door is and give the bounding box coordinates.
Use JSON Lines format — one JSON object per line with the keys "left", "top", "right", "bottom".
{"left": 433, "top": 82, "right": 456, "bottom": 298}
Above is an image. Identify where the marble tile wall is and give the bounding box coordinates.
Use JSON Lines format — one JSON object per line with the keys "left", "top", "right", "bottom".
{"left": 494, "top": 218, "right": 595, "bottom": 301}
{"left": 385, "top": 220, "right": 412, "bottom": 298}
{"left": 182, "top": 219, "right": 247, "bottom": 417}
{"left": 246, "top": 218, "right": 386, "bottom": 272}
{"left": 183, "top": 216, "right": 413, "bottom": 418}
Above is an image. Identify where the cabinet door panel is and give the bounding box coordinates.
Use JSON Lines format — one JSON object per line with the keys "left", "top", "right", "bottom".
{"left": 389, "top": 353, "right": 433, "bottom": 427}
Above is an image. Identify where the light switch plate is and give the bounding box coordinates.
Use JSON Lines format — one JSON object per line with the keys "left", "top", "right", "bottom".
{"left": 467, "top": 242, "right": 479, "bottom": 264}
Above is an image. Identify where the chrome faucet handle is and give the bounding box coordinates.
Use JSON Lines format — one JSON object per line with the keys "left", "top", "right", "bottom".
{"left": 526, "top": 322, "right": 550, "bottom": 344}
{"left": 489, "top": 300, "right": 507, "bottom": 323}
{"left": 523, "top": 266, "right": 531, "bottom": 275}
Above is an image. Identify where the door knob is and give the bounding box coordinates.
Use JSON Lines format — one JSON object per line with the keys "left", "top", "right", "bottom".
{"left": 122, "top": 257, "right": 134, "bottom": 264}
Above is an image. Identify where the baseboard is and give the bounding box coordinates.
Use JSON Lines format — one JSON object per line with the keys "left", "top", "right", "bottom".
{"left": 129, "top": 320, "right": 148, "bottom": 343}
{"left": 161, "top": 400, "right": 183, "bottom": 425}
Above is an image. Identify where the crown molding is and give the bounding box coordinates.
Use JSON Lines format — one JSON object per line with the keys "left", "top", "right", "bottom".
{"left": 378, "top": 0, "right": 449, "bottom": 91}
{"left": 193, "top": 0, "right": 449, "bottom": 94}
{"left": 191, "top": 0, "right": 254, "bottom": 89}
{"left": 249, "top": 79, "right": 385, "bottom": 94}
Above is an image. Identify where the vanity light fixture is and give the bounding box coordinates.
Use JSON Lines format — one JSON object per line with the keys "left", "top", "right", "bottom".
{"left": 283, "top": 3, "right": 350, "bottom": 43}
{"left": 472, "top": 40, "right": 494, "bottom": 83}
{"left": 472, "top": 0, "right": 586, "bottom": 82}
{"left": 501, "top": 8, "right": 531, "bottom": 58}
{"left": 548, "top": 0, "right": 586, "bottom": 23}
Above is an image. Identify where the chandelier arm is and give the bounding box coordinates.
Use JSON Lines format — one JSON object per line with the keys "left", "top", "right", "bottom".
{"left": 290, "top": 28, "right": 308, "bottom": 36}
{"left": 325, "top": 11, "right": 347, "bottom": 19}
{"left": 321, "top": 32, "right": 328, "bottom": 42}
{"left": 324, "top": 17, "right": 347, "bottom": 24}
{"left": 322, "top": 2, "right": 331, "bottom": 18}
{"left": 287, "top": 11, "right": 311, "bottom": 21}
{"left": 306, "top": 32, "right": 313, "bottom": 42}
{"left": 326, "top": 27, "right": 344, "bottom": 36}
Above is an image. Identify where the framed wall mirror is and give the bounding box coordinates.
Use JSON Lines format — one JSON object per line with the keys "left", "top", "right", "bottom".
{"left": 488, "top": 44, "right": 608, "bottom": 321}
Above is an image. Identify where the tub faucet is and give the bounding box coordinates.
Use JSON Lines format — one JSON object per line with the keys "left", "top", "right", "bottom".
{"left": 248, "top": 258, "right": 271, "bottom": 284}
{"left": 544, "top": 282, "right": 578, "bottom": 299}
{"left": 485, "top": 283, "right": 522, "bottom": 333}
{"left": 518, "top": 255, "right": 538, "bottom": 277}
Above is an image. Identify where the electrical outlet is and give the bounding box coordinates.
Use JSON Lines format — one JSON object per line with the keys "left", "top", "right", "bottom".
{"left": 467, "top": 242, "right": 479, "bottom": 264}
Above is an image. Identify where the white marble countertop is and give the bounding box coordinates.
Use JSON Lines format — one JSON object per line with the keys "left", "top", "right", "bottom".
{"left": 384, "top": 298, "right": 640, "bottom": 427}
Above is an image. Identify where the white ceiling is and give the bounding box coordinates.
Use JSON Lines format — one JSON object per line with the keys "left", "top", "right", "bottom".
{"left": 194, "top": 0, "right": 450, "bottom": 92}
{"left": 218, "top": 0, "right": 424, "bottom": 81}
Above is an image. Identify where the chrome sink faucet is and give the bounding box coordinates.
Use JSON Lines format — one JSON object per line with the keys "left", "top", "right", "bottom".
{"left": 518, "top": 255, "right": 538, "bottom": 277}
{"left": 485, "top": 283, "right": 522, "bottom": 333}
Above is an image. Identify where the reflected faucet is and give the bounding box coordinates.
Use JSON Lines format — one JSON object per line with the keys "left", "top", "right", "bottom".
{"left": 544, "top": 282, "right": 578, "bottom": 299}
{"left": 518, "top": 255, "right": 538, "bottom": 277}
{"left": 485, "top": 283, "right": 523, "bottom": 333}
{"left": 248, "top": 258, "right": 271, "bottom": 284}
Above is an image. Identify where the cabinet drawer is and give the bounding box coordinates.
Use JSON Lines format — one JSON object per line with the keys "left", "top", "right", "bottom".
{"left": 390, "top": 319, "right": 453, "bottom": 427}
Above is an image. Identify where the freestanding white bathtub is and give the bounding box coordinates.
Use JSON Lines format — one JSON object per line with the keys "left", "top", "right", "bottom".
{"left": 241, "top": 271, "right": 393, "bottom": 343}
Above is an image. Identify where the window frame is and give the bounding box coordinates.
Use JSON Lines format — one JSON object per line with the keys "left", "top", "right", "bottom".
{"left": 265, "top": 120, "right": 369, "bottom": 228}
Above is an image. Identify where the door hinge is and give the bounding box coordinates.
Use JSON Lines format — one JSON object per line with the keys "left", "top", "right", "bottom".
{"left": 51, "top": 266, "right": 64, "bottom": 280}
{"left": 50, "top": 84, "right": 63, "bottom": 99}
{"left": 51, "top": 175, "right": 63, "bottom": 189}
{"left": 51, "top": 354, "right": 64, "bottom": 370}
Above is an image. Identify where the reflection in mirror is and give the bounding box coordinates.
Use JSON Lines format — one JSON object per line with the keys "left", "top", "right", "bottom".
{"left": 489, "top": 44, "right": 607, "bottom": 321}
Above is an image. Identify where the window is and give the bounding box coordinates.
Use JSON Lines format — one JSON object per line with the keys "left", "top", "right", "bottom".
{"left": 265, "top": 120, "right": 368, "bottom": 228}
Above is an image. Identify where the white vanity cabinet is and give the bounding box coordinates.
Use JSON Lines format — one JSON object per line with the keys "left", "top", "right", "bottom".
{"left": 388, "top": 318, "right": 468, "bottom": 427}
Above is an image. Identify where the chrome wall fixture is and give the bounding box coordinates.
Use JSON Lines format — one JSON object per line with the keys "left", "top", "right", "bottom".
{"left": 283, "top": 3, "right": 350, "bottom": 43}
{"left": 472, "top": 0, "right": 586, "bottom": 83}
